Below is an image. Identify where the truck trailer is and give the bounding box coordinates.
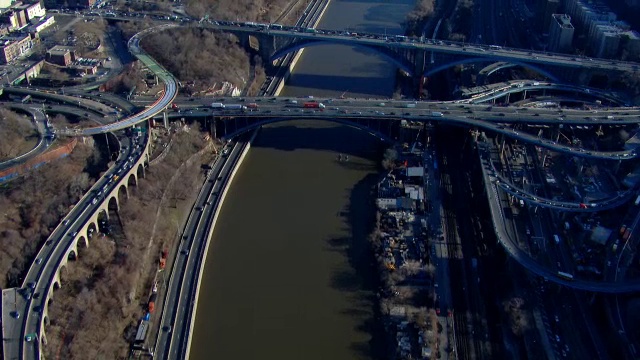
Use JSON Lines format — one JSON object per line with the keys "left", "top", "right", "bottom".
{"left": 303, "top": 102, "right": 325, "bottom": 109}
{"left": 225, "top": 104, "right": 247, "bottom": 111}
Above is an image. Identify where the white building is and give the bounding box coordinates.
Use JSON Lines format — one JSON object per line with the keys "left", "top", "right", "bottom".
{"left": 25, "top": 2, "right": 45, "bottom": 20}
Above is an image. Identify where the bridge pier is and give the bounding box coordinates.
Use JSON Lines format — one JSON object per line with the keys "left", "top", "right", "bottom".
{"left": 256, "top": 34, "right": 277, "bottom": 70}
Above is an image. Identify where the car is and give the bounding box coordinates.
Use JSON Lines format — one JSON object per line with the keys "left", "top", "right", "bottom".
{"left": 11, "top": 311, "right": 20, "bottom": 319}
{"left": 181, "top": 249, "right": 189, "bottom": 256}
{"left": 70, "top": 231, "right": 78, "bottom": 237}
{"left": 63, "top": 219, "right": 70, "bottom": 226}
{"left": 163, "top": 325, "right": 173, "bottom": 332}
{"left": 35, "top": 258, "right": 42, "bottom": 265}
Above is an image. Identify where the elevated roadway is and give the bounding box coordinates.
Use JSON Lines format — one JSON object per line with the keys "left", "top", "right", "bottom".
{"left": 92, "top": 14, "right": 640, "bottom": 76}
{"left": 483, "top": 150, "right": 637, "bottom": 212}
{"left": 56, "top": 24, "right": 179, "bottom": 136}
{"left": 462, "top": 80, "right": 629, "bottom": 105}
{"left": 150, "top": 97, "right": 640, "bottom": 159}
{"left": 4, "top": 129, "right": 149, "bottom": 360}
{"left": 0, "top": 105, "right": 53, "bottom": 171}
{"left": 3, "top": 23, "right": 181, "bottom": 360}
{"left": 192, "top": 20, "right": 640, "bottom": 76}
{"left": 79, "top": 12, "right": 640, "bottom": 76}
{"left": 477, "top": 141, "right": 640, "bottom": 293}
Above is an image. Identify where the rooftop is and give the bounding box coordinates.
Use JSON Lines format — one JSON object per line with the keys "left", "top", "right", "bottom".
{"left": 47, "top": 45, "right": 74, "bottom": 55}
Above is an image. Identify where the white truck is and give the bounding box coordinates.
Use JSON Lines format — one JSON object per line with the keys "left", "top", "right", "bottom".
{"left": 225, "top": 104, "right": 247, "bottom": 111}
{"left": 211, "top": 103, "right": 225, "bottom": 109}
{"left": 431, "top": 111, "right": 443, "bottom": 117}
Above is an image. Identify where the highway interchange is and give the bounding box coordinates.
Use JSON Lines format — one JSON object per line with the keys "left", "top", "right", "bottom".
{"left": 2, "top": 9, "right": 640, "bottom": 360}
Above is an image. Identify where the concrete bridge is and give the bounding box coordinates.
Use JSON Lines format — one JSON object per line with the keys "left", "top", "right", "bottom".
{"left": 191, "top": 20, "right": 640, "bottom": 84}
{"left": 3, "top": 127, "right": 153, "bottom": 360}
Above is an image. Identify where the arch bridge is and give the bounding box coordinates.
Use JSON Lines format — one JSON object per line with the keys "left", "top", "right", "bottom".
{"left": 194, "top": 21, "right": 639, "bottom": 84}
{"left": 7, "top": 127, "right": 153, "bottom": 360}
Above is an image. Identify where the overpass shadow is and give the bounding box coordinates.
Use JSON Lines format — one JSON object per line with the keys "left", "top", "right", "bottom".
{"left": 252, "top": 121, "right": 387, "bottom": 160}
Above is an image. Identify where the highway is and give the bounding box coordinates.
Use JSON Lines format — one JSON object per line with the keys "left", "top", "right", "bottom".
{"left": 463, "top": 80, "right": 629, "bottom": 105}
{"left": 86, "top": 12, "right": 640, "bottom": 75}
{"left": 7, "top": 21, "right": 181, "bottom": 358}
{"left": 55, "top": 24, "right": 179, "bottom": 136}
{"left": 483, "top": 149, "right": 638, "bottom": 212}
{"left": 154, "top": 138, "right": 247, "bottom": 360}
{"left": 3, "top": 87, "right": 120, "bottom": 116}
{"left": 478, "top": 141, "right": 640, "bottom": 293}
{"left": 190, "top": 21, "right": 640, "bottom": 75}
{"left": 0, "top": 105, "right": 53, "bottom": 171}
{"left": 13, "top": 129, "right": 145, "bottom": 360}
{"left": 140, "top": 96, "right": 640, "bottom": 159}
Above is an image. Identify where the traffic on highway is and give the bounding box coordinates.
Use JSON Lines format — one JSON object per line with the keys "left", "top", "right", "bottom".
{"left": 15, "top": 128, "right": 147, "bottom": 360}
{"left": 155, "top": 137, "right": 248, "bottom": 360}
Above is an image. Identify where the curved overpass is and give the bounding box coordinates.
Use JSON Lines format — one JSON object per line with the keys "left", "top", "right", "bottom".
{"left": 60, "top": 24, "right": 179, "bottom": 136}
{"left": 423, "top": 57, "right": 560, "bottom": 82}
{"left": 466, "top": 81, "right": 629, "bottom": 106}
{"left": 479, "top": 146, "right": 640, "bottom": 293}
{"left": 11, "top": 24, "right": 180, "bottom": 360}
{"left": 484, "top": 154, "right": 636, "bottom": 212}
{"left": 0, "top": 105, "right": 53, "bottom": 171}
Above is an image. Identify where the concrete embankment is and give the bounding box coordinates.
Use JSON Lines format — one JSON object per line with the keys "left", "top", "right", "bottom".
{"left": 183, "top": 128, "right": 260, "bottom": 359}
{"left": 273, "top": 0, "right": 332, "bottom": 96}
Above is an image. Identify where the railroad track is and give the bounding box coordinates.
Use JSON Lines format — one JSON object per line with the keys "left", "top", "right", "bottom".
{"left": 439, "top": 148, "right": 480, "bottom": 360}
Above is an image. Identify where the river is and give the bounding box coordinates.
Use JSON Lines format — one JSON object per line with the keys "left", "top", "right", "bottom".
{"left": 190, "top": 0, "right": 415, "bottom": 359}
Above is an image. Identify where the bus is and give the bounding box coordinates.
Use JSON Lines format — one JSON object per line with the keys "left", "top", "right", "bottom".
{"left": 557, "top": 271, "right": 574, "bottom": 280}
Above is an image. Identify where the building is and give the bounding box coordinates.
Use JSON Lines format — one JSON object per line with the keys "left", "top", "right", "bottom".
{"left": 12, "top": 2, "right": 45, "bottom": 22}
{"left": 548, "top": 14, "right": 574, "bottom": 52}
{"left": 0, "top": 33, "right": 31, "bottom": 63}
{"left": 537, "top": 0, "right": 559, "bottom": 33}
{"left": 24, "top": 2, "right": 45, "bottom": 21}
{"left": 0, "top": 9, "right": 28, "bottom": 29}
{"left": 593, "top": 25, "right": 621, "bottom": 58}
{"left": 50, "top": 0, "right": 97, "bottom": 8}
{"left": 0, "top": 0, "right": 10, "bottom": 8}
{"left": 27, "top": 14, "right": 53, "bottom": 37}
{"left": 620, "top": 30, "right": 640, "bottom": 60}
{"left": 46, "top": 45, "right": 75, "bottom": 66}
